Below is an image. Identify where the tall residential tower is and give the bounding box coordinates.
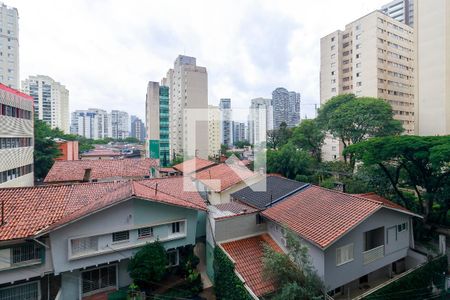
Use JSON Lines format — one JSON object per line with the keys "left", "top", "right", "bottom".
{"left": 219, "top": 98, "right": 233, "bottom": 147}
{"left": 0, "top": 4, "right": 19, "bottom": 89}
{"left": 22, "top": 75, "right": 70, "bottom": 133}
{"left": 272, "top": 88, "right": 301, "bottom": 129}
{"left": 381, "top": 0, "right": 414, "bottom": 26}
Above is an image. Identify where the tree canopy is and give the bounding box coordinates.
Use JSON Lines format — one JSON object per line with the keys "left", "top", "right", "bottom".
{"left": 291, "top": 119, "right": 324, "bottom": 162}
{"left": 34, "top": 120, "right": 61, "bottom": 180}
{"left": 345, "top": 135, "right": 450, "bottom": 223}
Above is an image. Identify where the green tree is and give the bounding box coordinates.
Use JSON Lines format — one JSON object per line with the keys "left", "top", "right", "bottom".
{"left": 266, "top": 143, "right": 314, "bottom": 180}
{"left": 128, "top": 241, "right": 168, "bottom": 288}
{"left": 267, "top": 122, "right": 292, "bottom": 149}
{"left": 345, "top": 135, "right": 450, "bottom": 223}
{"left": 291, "top": 119, "right": 325, "bottom": 162}
{"left": 318, "top": 94, "right": 403, "bottom": 163}
{"left": 34, "top": 120, "right": 61, "bottom": 180}
{"left": 263, "top": 230, "right": 325, "bottom": 300}
{"left": 124, "top": 137, "right": 141, "bottom": 144}
{"left": 234, "top": 140, "right": 251, "bottom": 148}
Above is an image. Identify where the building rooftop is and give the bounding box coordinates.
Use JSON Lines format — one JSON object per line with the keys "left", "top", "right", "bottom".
{"left": 262, "top": 186, "right": 420, "bottom": 249}
{"left": 209, "top": 202, "right": 258, "bottom": 220}
{"left": 0, "top": 82, "right": 33, "bottom": 101}
{"left": 0, "top": 177, "right": 206, "bottom": 241}
{"left": 231, "top": 175, "right": 309, "bottom": 209}
{"left": 44, "top": 158, "right": 159, "bottom": 183}
{"left": 194, "top": 163, "right": 257, "bottom": 192}
{"left": 220, "top": 234, "right": 283, "bottom": 297}
{"left": 172, "top": 157, "right": 216, "bottom": 174}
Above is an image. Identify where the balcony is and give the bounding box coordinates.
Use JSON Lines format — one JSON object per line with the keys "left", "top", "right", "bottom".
{"left": 363, "top": 245, "right": 385, "bottom": 265}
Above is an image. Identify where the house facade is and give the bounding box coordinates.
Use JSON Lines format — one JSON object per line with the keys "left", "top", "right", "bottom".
{"left": 0, "top": 177, "right": 206, "bottom": 299}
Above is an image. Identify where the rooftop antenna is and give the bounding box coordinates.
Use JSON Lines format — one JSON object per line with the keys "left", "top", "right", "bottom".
{"left": 155, "top": 183, "right": 158, "bottom": 196}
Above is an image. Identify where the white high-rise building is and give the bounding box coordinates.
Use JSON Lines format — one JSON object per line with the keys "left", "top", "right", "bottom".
{"left": 320, "top": 10, "right": 415, "bottom": 134}
{"left": 165, "top": 55, "right": 208, "bottom": 159}
{"left": 219, "top": 98, "right": 233, "bottom": 147}
{"left": 208, "top": 105, "right": 221, "bottom": 158}
{"left": 248, "top": 98, "right": 273, "bottom": 145}
{"left": 110, "top": 110, "right": 129, "bottom": 139}
{"left": 22, "top": 75, "right": 70, "bottom": 133}
{"left": 0, "top": 3, "right": 19, "bottom": 89}
{"left": 70, "top": 109, "right": 111, "bottom": 139}
{"left": 381, "top": 0, "right": 414, "bottom": 26}
{"left": 414, "top": 0, "right": 450, "bottom": 136}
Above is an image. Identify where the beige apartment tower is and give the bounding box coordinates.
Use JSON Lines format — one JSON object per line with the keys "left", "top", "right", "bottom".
{"left": 208, "top": 105, "right": 221, "bottom": 158}
{"left": 164, "top": 55, "right": 208, "bottom": 159}
{"left": 414, "top": 0, "right": 450, "bottom": 136}
{"left": 320, "top": 10, "right": 415, "bottom": 134}
{"left": 0, "top": 4, "right": 19, "bottom": 89}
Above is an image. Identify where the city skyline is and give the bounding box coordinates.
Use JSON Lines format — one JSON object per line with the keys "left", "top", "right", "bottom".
{"left": 7, "top": 0, "right": 390, "bottom": 121}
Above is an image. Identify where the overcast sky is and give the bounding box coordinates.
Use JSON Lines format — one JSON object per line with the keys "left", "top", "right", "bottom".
{"left": 9, "top": 0, "right": 388, "bottom": 121}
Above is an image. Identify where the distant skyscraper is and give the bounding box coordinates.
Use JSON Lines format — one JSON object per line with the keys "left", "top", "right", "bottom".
{"left": 248, "top": 98, "right": 273, "bottom": 145}
{"left": 415, "top": 0, "right": 450, "bottom": 135}
{"left": 208, "top": 105, "right": 221, "bottom": 158}
{"left": 0, "top": 4, "right": 19, "bottom": 89}
{"left": 165, "top": 55, "right": 208, "bottom": 159}
{"left": 0, "top": 83, "right": 34, "bottom": 187}
{"left": 381, "top": 0, "right": 414, "bottom": 26}
{"left": 110, "top": 110, "right": 129, "bottom": 139}
{"left": 272, "top": 88, "right": 301, "bottom": 129}
{"left": 233, "top": 122, "right": 247, "bottom": 144}
{"left": 131, "top": 117, "right": 145, "bottom": 142}
{"left": 22, "top": 75, "right": 70, "bottom": 133}
{"left": 219, "top": 98, "right": 233, "bottom": 147}
{"left": 71, "top": 108, "right": 110, "bottom": 139}
{"left": 146, "top": 82, "right": 170, "bottom": 166}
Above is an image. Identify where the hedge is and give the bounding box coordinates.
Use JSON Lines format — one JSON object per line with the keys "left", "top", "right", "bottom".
{"left": 363, "top": 255, "right": 448, "bottom": 300}
{"left": 213, "top": 246, "right": 253, "bottom": 300}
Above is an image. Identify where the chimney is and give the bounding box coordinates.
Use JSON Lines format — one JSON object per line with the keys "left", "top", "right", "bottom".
{"left": 83, "top": 168, "right": 92, "bottom": 182}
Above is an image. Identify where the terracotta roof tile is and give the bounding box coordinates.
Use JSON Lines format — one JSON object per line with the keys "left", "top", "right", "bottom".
{"left": 172, "top": 157, "right": 216, "bottom": 174}
{"left": 44, "top": 158, "right": 159, "bottom": 183}
{"left": 262, "top": 186, "right": 416, "bottom": 249}
{"left": 0, "top": 178, "right": 205, "bottom": 241}
{"left": 221, "top": 234, "right": 283, "bottom": 297}
{"left": 194, "top": 163, "right": 257, "bottom": 192}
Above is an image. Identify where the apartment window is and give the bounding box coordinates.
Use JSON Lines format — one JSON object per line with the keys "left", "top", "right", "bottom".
{"left": 356, "top": 24, "right": 361, "bottom": 30}
{"left": 356, "top": 63, "right": 361, "bottom": 68}
{"left": 356, "top": 72, "right": 361, "bottom": 78}
{"left": 331, "top": 37, "right": 335, "bottom": 42}
{"left": 397, "top": 222, "right": 407, "bottom": 233}
{"left": 331, "top": 71, "right": 335, "bottom": 76}
{"left": 355, "top": 34, "right": 361, "bottom": 40}
{"left": 171, "top": 222, "right": 181, "bottom": 234}
{"left": 12, "top": 244, "right": 41, "bottom": 264}
{"left": 356, "top": 53, "right": 361, "bottom": 59}
{"left": 112, "top": 231, "right": 129, "bottom": 243}
{"left": 331, "top": 88, "right": 336, "bottom": 93}
{"left": 331, "top": 62, "right": 336, "bottom": 68}
{"left": 331, "top": 54, "right": 336, "bottom": 59}
{"left": 167, "top": 249, "right": 179, "bottom": 267}
{"left": 356, "top": 44, "right": 361, "bottom": 49}
{"left": 336, "top": 244, "right": 354, "bottom": 266}
{"left": 138, "top": 227, "right": 153, "bottom": 238}
{"left": 331, "top": 45, "right": 335, "bottom": 50}
{"left": 82, "top": 265, "right": 116, "bottom": 295}
{"left": 356, "top": 82, "right": 362, "bottom": 87}
{"left": 331, "top": 79, "right": 336, "bottom": 84}
{"left": 71, "top": 237, "right": 98, "bottom": 256}
{"left": 0, "top": 282, "right": 40, "bottom": 300}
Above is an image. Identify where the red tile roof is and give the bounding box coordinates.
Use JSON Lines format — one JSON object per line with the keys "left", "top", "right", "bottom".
{"left": 221, "top": 234, "right": 283, "bottom": 297}
{"left": 194, "top": 163, "right": 258, "bottom": 192}
{"left": 355, "top": 193, "right": 412, "bottom": 213}
{"left": 172, "top": 157, "right": 216, "bottom": 174}
{"left": 0, "top": 178, "right": 206, "bottom": 241}
{"left": 262, "top": 186, "right": 418, "bottom": 249}
{"left": 44, "top": 158, "right": 159, "bottom": 183}
{"left": 0, "top": 82, "right": 33, "bottom": 100}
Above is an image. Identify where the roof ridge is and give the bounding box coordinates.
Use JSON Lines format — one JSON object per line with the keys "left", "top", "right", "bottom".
{"left": 133, "top": 180, "right": 205, "bottom": 210}
{"left": 311, "top": 185, "right": 384, "bottom": 206}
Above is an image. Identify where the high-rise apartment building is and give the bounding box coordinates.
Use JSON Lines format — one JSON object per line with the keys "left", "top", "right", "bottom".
{"left": 70, "top": 109, "right": 110, "bottom": 139}
{"left": 320, "top": 10, "right": 415, "bottom": 134}
{"left": 248, "top": 98, "right": 273, "bottom": 145}
{"left": 272, "top": 88, "right": 301, "bottom": 129}
{"left": 208, "top": 105, "right": 221, "bottom": 158}
{"left": 219, "top": 98, "right": 233, "bottom": 147}
{"left": 131, "top": 117, "right": 145, "bottom": 142}
{"left": 0, "top": 4, "right": 19, "bottom": 89}
{"left": 165, "top": 55, "right": 208, "bottom": 159}
{"left": 381, "top": 0, "right": 414, "bottom": 26}
{"left": 110, "top": 110, "right": 129, "bottom": 140}
{"left": 0, "top": 84, "right": 34, "bottom": 187}
{"left": 22, "top": 75, "right": 70, "bottom": 133}
{"left": 233, "top": 122, "right": 247, "bottom": 144}
{"left": 414, "top": 0, "right": 450, "bottom": 136}
{"left": 146, "top": 82, "right": 170, "bottom": 166}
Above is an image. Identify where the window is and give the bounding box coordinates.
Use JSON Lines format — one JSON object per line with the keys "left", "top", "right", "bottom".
{"left": 167, "top": 249, "right": 179, "bottom": 267}
{"left": 171, "top": 222, "right": 181, "bottom": 234}
{"left": 112, "top": 231, "right": 129, "bottom": 243}
{"left": 0, "top": 281, "right": 40, "bottom": 300}
{"left": 331, "top": 45, "right": 335, "bottom": 50}
{"left": 336, "top": 244, "right": 354, "bottom": 266}
{"left": 356, "top": 82, "right": 362, "bottom": 87}
{"left": 356, "top": 63, "right": 361, "bottom": 68}
{"left": 397, "top": 222, "right": 407, "bottom": 232}
{"left": 331, "top": 54, "right": 336, "bottom": 59}
{"left": 331, "top": 37, "right": 335, "bottom": 42}
{"left": 138, "top": 227, "right": 153, "bottom": 238}
{"left": 356, "top": 53, "right": 361, "bottom": 59}
{"left": 71, "top": 237, "right": 98, "bottom": 256}
{"left": 11, "top": 244, "right": 41, "bottom": 264}
{"left": 355, "top": 34, "right": 361, "bottom": 40}
{"left": 82, "top": 265, "right": 116, "bottom": 295}
{"left": 356, "top": 72, "right": 361, "bottom": 77}
{"left": 356, "top": 44, "right": 361, "bottom": 49}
